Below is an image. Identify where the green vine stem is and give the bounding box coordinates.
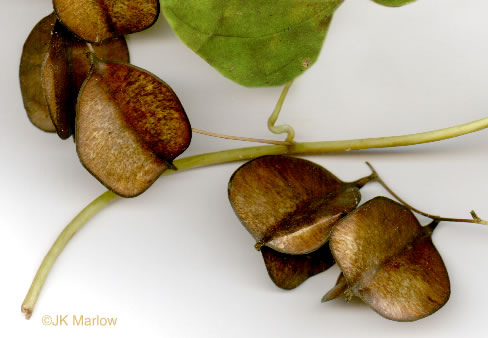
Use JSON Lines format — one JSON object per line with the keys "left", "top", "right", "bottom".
{"left": 21, "top": 191, "right": 118, "bottom": 319}
{"left": 175, "top": 115, "right": 488, "bottom": 170}
{"left": 267, "top": 80, "right": 295, "bottom": 143}
{"left": 21, "top": 114, "right": 488, "bottom": 318}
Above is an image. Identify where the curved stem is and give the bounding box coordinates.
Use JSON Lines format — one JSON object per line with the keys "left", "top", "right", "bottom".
{"left": 21, "top": 191, "right": 118, "bottom": 319}
{"left": 267, "top": 81, "right": 295, "bottom": 143}
{"left": 365, "top": 162, "right": 488, "bottom": 226}
{"left": 22, "top": 114, "right": 488, "bottom": 318}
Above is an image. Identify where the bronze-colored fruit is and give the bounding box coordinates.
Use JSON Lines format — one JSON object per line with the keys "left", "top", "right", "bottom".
{"left": 261, "top": 244, "right": 335, "bottom": 290}
{"left": 42, "top": 21, "right": 73, "bottom": 139}
{"left": 228, "top": 155, "right": 362, "bottom": 255}
{"left": 53, "top": 0, "right": 160, "bottom": 43}
{"left": 71, "top": 36, "right": 130, "bottom": 94}
{"left": 321, "top": 272, "right": 349, "bottom": 302}
{"left": 76, "top": 57, "right": 192, "bottom": 197}
{"left": 228, "top": 155, "right": 378, "bottom": 289}
{"left": 20, "top": 13, "right": 130, "bottom": 139}
{"left": 19, "top": 13, "right": 57, "bottom": 132}
{"left": 326, "top": 197, "right": 450, "bottom": 321}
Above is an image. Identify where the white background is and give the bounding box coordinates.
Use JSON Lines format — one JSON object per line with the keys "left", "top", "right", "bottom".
{"left": 2, "top": 0, "right": 488, "bottom": 337}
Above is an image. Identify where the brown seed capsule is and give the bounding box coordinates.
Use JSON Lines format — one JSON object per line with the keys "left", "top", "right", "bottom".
{"left": 71, "top": 37, "right": 130, "bottom": 94}
{"left": 76, "top": 58, "right": 192, "bottom": 197}
{"left": 321, "top": 272, "right": 349, "bottom": 302}
{"left": 261, "top": 244, "right": 335, "bottom": 290}
{"left": 54, "top": 0, "right": 160, "bottom": 43}
{"left": 20, "top": 13, "right": 130, "bottom": 138}
{"left": 19, "top": 13, "right": 57, "bottom": 132}
{"left": 327, "top": 197, "right": 450, "bottom": 321}
{"left": 42, "top": 21, "right": 73, "bottom": 139}
{"left": 228, "top": 155, "right": 362, "bottom": 255}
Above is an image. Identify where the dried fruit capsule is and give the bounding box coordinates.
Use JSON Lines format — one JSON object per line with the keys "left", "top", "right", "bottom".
{"left": 228, "top": 155, "right": 376, "bottom": 288}
{"left": 76, "top": 57, "right": 191, "bottom": 197}
{"left": 20, "top": 13, "right": 130, "bottom": 138}
{"left": 19, "top": 13, "right": 58, "bottom": 132}
{"left": 54, "top": 0, "right": 160, "bottom": 42}
{"left": 261, "top": 244, "right": 335, "bottom": 290}
{"left": 325, "top": 197, "right": 450, "bottom": 321}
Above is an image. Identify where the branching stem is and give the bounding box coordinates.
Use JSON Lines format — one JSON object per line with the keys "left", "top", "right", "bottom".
{"left": 365, "top": 162, "right": 488, "bottom": 226}
{"left": 172, "top": 115, "right": 488, "bottom": 171}
{"left": 21, "top": 114, "right": 488, "bottom": 318}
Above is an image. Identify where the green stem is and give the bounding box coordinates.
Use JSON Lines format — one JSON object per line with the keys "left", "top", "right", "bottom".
{"left": 173, "top": 115, "right": 488, "bottom": 171}
{"left": 21, "top": 191, "right": 118, "bottom": 319}
{"left": 365, "top": 162, "right": 488, "bottom": 226}
{"left": 267, "top": 81, "right": 295, "bottom": 143}
{"left": 21, "top": 115, "right": 488, "bottom": 318}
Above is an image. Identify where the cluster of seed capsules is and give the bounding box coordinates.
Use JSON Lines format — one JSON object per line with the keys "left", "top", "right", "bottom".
{"left": 228, "top": 155, "right": 451, "bottom": 322}
{"left": 18, "top": 0, "right": 474, "bottom": 323}
{"left": 19, "top": 0, "right": 192, "bottom": 198}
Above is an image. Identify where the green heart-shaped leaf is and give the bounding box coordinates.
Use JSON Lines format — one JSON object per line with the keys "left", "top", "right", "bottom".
{"left": 372, "top": 0, "right": 417, "bottom": 7}
{"left": 162, "top": 0, "right": 343, "bottom": 87}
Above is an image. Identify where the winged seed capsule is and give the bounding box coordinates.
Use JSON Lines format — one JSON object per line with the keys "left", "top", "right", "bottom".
{"left": 228, "top": 155, "right": 376, "bottom": 288}
{"left": 324, "top": 197, "right": 450, "bottom": 322}
{"left": 76, "top": 56, "right": 191, "bottom": 197}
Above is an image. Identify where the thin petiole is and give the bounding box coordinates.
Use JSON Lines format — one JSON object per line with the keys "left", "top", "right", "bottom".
{"left": 267, "top": 81, "right": 295, "bottom": 143}
{"left": 192, "top": 128, "right": 293, "bottom": 146}
{"left": 365, "top": 162, "right": 488, "bottom": 226}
